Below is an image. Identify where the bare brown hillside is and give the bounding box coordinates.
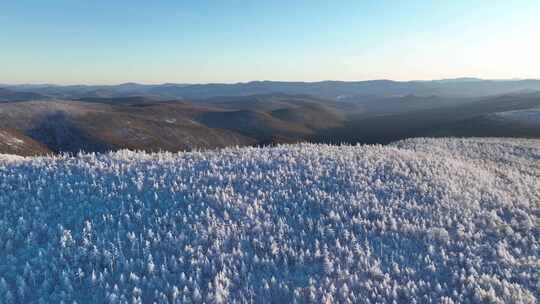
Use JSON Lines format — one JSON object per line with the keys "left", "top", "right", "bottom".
{"left": 0, "top": 128, "right": 51, "bottom": 156}
{"left": 0, "top": 92, "right": 539, "bottom": 155}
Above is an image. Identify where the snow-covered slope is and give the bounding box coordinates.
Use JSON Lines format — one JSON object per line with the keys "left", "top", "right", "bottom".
{"left": 0, "top": 129, "right": 51, "bottom": 156}
{"left": 490, "top": 108, "right": 540, "bottom": 127}
{"left": 0, "top": 138, "right": 538, "bottom": 303}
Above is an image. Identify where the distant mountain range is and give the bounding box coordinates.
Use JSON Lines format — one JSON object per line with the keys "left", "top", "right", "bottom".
{"left": 0, "top": 87, "right": 49, "bottom": 102}
{"left": 2, "top": 78, "right": 540, "bottom": 101}
{"left": 0, "top": 78, "right": 540, "bottom": 155}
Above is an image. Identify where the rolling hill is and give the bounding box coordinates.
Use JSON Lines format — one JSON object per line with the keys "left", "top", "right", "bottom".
{"left": 429, "top": 108, "right": 540, "bottom": 139}
{"left": 0, "top": 101, "right": 254, "bottom": 153}
{"left": 0, "top": 89, "right": 539, "bottom": 155}
{"left": 0, "top": 94, "right": 352, "bottom": 153}
{"left": 0, "top": 128, "right": 51, "bottom": 156}
{"left": 315, "top": 92, "right": 540, "bottom": 144}
{"left": 0, "top": 87, "right": 48, "bottom": 102}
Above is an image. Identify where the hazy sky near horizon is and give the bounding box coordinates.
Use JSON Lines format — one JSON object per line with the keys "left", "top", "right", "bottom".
{"left": 1, "top": 1, "right": 539, "bottom": 84}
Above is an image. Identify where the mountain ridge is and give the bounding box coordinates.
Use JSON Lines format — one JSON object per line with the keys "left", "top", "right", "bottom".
{"left": 3, "top": 78, "right": 540, "bottom": 101}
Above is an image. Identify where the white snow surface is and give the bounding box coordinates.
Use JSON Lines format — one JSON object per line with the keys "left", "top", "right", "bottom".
{"left": 0, "top": 130, "right": 25, "bottom": 148}
{"left": 0, "top": 154, "right": 25, "bottom": 163}
{"left": 0, "top": 137, "right": 539, "bottom": 303}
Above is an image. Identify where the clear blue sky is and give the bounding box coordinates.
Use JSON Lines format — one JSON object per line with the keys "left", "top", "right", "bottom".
{"left": 1, "top": 0, "right": 539, "bottom": 84}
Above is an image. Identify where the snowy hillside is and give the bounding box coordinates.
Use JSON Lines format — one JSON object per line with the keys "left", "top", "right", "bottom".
{"left": 0, "top": 129, "right": 50, "bottom": 156}
{"left": 490, "top": 108, "right": 540, "bottom": 127}
{"left": 0, "top": 138, "right": 539, "bottom": 303}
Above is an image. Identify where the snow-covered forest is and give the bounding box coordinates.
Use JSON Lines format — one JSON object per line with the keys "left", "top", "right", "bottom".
{"left": 0, "top": 138, "right": 538, "bottom": 303}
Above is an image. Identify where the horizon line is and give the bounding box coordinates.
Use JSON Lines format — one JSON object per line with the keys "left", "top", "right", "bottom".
{"left": 1, "top": 77, "right": 539, "bottom": 87}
